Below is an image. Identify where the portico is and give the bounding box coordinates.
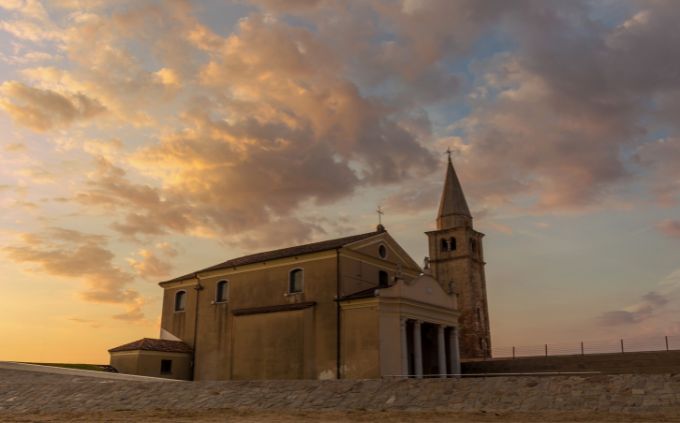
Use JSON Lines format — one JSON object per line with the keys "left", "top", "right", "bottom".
{"left": 339, "top": 273, "right": 460, "bottom": 379}
{"left": 401, "top": 318, "right": 460, "bottom": 377}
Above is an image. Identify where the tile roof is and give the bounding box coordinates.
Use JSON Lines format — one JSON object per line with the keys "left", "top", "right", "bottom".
{"left": 337, "top": 286, "right": 379, "bottom": 301}
{"left": 108, "top": 338, "right": 193, "bottom": 354}
{"left": 232, "top": 301, "right": 317, "bottom": 316}
{"left": 161, "top": 230, "right": 383, "bottom": 284}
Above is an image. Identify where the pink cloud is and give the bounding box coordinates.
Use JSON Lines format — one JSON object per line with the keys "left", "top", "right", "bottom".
{"left": 657, "top": 220, "right": 680, "bottom": 239}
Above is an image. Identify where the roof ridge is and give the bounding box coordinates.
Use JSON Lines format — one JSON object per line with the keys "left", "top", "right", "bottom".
{"left": 161, "top": 230, "right": 383, "bottom": 284}
{"left": 209, "top": 230, "right": 379, "bottom": 267}
{"left": 108, "top": 338, "right": 192, "bottom": 353}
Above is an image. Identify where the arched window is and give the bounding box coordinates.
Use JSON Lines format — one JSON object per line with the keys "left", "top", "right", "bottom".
{"left": 174, "top": 290, "right": 186, "bottom": 312}
{"left": 378, "top": 270, "right": 389, "bottom": 288}
{"left": 215, "top": 280, "right": 228, "bottom": 303}
{"left": 289, "top": 268, "right": 303, "bottom": 293}
{"left": 449, "top": 237, "right": 457, "bottom": 251}
{"left": 440, "top": 238, "right": 448, "bottom": 251}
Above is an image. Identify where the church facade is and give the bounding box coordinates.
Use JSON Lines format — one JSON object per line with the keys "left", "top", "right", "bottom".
{"left": 109, "top": 158, "right": 490, "bottom": 380}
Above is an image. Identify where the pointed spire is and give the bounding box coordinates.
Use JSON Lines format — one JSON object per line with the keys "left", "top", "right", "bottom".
{"left": 436, "top": 154, "right": 471, "bottom": 229}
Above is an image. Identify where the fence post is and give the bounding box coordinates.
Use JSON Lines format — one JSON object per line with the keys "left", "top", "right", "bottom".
{"left": 545, "top": 344, "right": 548, "bottom": 357}
{"left": 512, "top": 346, "right": 515, "bottom": 359}
{"left": 666, "top": 336, "right": 669, "bottom": 351}
{"left": 581, "top": 341, "right": 584, "bottom": 356}
{"left": 620, "top": 339, "right": 624, "bottom": 353}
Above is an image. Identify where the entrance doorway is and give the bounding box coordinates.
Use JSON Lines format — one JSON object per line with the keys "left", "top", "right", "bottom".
{"left": 421, "top": 322, "right": 441, "bottom": 376}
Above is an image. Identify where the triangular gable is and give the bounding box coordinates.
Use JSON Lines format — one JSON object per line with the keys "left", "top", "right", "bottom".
{"left": 342, "top": 231, "right": 422, "bottom": 274}
{"left": 379, "top": 273, "right": 456, "bottom": 310}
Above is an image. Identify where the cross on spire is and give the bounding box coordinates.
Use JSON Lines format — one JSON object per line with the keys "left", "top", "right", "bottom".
{"left": 376, "top": 205, "right": 384, "bottom": 225}
{"left": 445, "top": 147, "right": 453, "bottom": 162}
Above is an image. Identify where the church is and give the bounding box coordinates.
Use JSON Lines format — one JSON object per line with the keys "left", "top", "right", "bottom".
{"left": 108, "top": 157, "right": 492, "bottom": 380}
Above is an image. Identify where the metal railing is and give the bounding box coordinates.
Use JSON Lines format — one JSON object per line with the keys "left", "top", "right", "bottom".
{"left": 490, "top": 334, "right": 680, "bottom": 359}
{"left": 383, "top": 371, "right": 601, "bottom": 378}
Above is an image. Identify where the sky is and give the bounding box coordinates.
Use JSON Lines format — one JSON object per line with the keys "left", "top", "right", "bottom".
{"left": 1, "top": 0, "right": 680, "bottom": 364}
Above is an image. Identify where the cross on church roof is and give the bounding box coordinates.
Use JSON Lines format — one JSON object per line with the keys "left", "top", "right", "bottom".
{"left": 446, "top": 147, "right": 453, "bottom": 161}
{"left": 376, "top": 205, "right": 384, "bottom": 225}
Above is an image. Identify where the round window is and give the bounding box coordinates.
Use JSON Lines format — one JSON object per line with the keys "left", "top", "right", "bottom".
{"left": 378, "top": 244, "right": 387, "bottom": 259}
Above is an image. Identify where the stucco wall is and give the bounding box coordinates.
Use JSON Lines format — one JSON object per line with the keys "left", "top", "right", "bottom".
{"left": 162, "top": 253, "right": 340, "bottom": 381}
{"left": 231, "top": 309, "right": 314, "bottom": 379}
{"left": 160, "top": 285, "right": 198, "bottom": 348}
{"left": 109, "top": 351, "right": 140, "bottom": 375}
{"left": 156, "top": 234, "right": 432, "bottom": 380}
{"left": 339, "top": 237, "right": 419, "bottom": 297}
{"left": 341, "top": 302, "right": 379, "bottom": 379}
{"left": 157, "top": 235, "right": 426, "bottom": 381}
{"left": 378, "top": 310, "right": 403, "bottom": 377}
{"left": 110, "top": 350, "right": 192, "bottom": 380}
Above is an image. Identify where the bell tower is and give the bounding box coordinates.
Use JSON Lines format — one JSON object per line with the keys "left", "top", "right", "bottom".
{"left": 426, "top": 154, "right": 491, "bottom": 359}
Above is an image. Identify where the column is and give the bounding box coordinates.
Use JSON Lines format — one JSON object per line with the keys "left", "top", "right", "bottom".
{"left": 413, "top": 320, "right": 423, "bottom": 378}
{"left": 400, "top": 318, "right": 409, "bottom": 377}
{"left": 448, "top": 327, "right": 461, "bottom": 377}
{"left": 437, "top": 325, "right": 447, "bottom": 378}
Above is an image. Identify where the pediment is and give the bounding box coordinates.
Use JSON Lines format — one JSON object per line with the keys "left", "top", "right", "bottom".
{"left": 379, "top": 273, "right": 456, "bottom": 310}
{"left": 342, "top": 231, "right": 422, "bottom": 274}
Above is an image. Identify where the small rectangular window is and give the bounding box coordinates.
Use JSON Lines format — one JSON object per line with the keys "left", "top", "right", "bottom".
{"left": 289, "top": 269, "right": 303, "bottom": 293}
{"left": 379, "top": 270, "right": 389, "bottom": 288}
{"left": 160, "top": 359, "right": 172, "bottom": 375}
{"left": 174, "top": 291, "right": 186, "bottom": 312}
{"left": 216, "top": 280, "right": 228, "bottom": 302}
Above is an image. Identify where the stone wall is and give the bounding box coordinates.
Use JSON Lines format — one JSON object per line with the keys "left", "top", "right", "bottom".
{"left": 462, "top": 350, "right": 680, "bottom": 375}
{"left": 3, "top": 366, "right": 680, "bottom": 414}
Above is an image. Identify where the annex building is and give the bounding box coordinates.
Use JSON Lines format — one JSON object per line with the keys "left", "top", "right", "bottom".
{"left": 109, "top": 157, "right": 492, "bottom": 380}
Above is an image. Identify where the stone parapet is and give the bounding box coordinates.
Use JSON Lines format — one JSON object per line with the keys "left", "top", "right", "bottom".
{"left": 2, "top": 367, "right": 680, "bottom": 415}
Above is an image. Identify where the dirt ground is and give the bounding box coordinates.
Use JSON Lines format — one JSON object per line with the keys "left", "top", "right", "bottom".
{"left": 2, "top": 409, "right": 680, "bottom": 423}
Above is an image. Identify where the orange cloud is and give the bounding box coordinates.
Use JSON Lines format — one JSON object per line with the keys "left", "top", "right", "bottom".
{"left": 127, "top": 248, "right": 174, "bottom": 281}
{"left": 0, "top": 81, "right": 106, "bottom": 131}
{"left": 3, "top": 227, "right": 144, "bottom": 320}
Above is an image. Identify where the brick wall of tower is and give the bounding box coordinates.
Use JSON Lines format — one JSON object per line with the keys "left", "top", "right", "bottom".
{"left": 427, "top": 226, "right": 491, "bottom": 359}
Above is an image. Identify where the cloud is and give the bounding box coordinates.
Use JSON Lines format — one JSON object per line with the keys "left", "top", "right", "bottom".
{"left": 3, "top": 142, "right": 26, "bottom": 152}
{"left": 2, "top": 227, "right": 144, "bottom": 320}
{"left": 231, "top": 217, "right": 326, "bottom": 250}
{"left": 1, "top": 0, "right": 680, "bottom": 252}
{"left": 214, "top": 0, "right": 680, "bottom": 217}
{"left": 635, "top": 137, "right": 680, "bottom": 206}
{"left": 382, "top": 183, "right": 441, "bottom": 215}
{"left": 82, "top": 138, "right": 124, "bottom": 160}
{"left": 67, "top": 317, "right": 101, "bottom": 328}
{"left": 75, "top": 158, "right": 196, "bottom": 238}
{"left": 598, "top": 266, "right": 680, "bottom": 329}
{"left": 430, "top": 1, "right": 680, "bottom": 213}
{"left": 0, "top": 51, "right": 57, "bottom": 65}
{"left": 127, "top": 248, "right": 174, "bottom": 280}
{"left": 0, "top": 81, "right": 106, "bottom": 131}
{"left": 599, "top": 291, "right": 670, "bottom": 326}
{"left": 77, "top": 12, "right": 435, "bottom": 241}
{"left": 0, "top": 0, "right": 50, "bottom": 21}
{"left": 656, "top": 220, "right": 680, "bottom": 239}
{"left": 0, "top": 0, "right": 60, "bottom": 42}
